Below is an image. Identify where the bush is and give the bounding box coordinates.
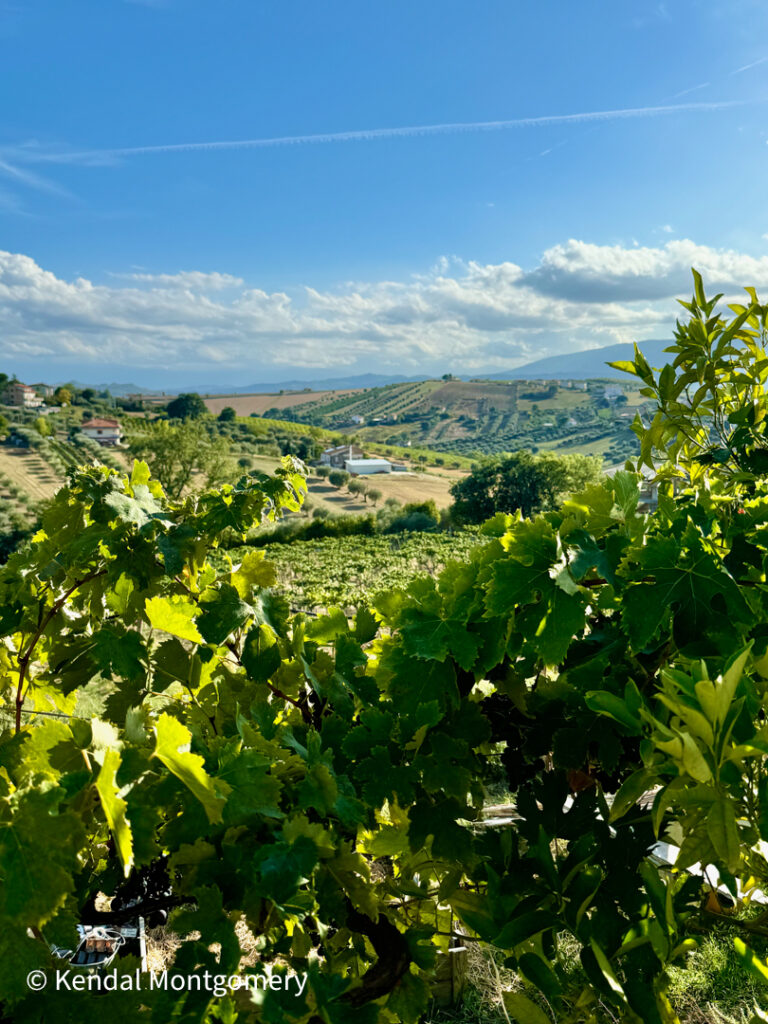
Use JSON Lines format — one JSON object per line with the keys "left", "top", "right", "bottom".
{"left": 240, "top": 512, "right": 378, "bottom": 547}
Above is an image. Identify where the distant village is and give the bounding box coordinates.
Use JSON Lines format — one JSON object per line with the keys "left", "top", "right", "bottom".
{"left": 1, "top": 379, "right": 123, "bottom": 447}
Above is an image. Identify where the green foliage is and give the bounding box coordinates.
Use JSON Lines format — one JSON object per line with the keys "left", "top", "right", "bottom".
{"left": 612, "top": 269, "right": 768, "bottom": 496}
{"left": 33, "top": 415, "right": 53, "bottom": 438}
{"left": 166, "top": 392, "right": 208, "bottom": 421}
{"left": 217, "top": 406, "right": 237, "bottom": 422}
{"left": 328, "top": 469, "right": 350, "bottom": 488}
{"left": 384, "top": 499, "right": 441, "bottom": 534}
{"left": 233, "top": 529, "right": 483, "bottom": 611}
{"left": 8, "top": 273, "right": 768, "bottom": 1022}
{"left": 449, "top": 449, "right": 602, "bottom": 524}
{"left": 128, "top": 420, "right": 234, "bottom": 498}
{"left": 348, "top": 478, "right": 368, "bottom": 498}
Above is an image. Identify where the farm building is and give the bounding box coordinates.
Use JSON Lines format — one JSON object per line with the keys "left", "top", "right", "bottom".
{"left": 81, "top": 418, "right": 123, "bottom": 446}
{"left": 320, "top": 444, "right": 363, "bottom": 468}
{"left": 344, "top": 458, "right": 392, "bottom": 475}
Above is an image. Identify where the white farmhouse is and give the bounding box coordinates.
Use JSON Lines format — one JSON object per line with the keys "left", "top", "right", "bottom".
{"left": 81, "top": 417, "right": 123, "bottom": 446}
{"left": 345, "top": 458, "right": 392, "bottom": 475}
{"left": 320, "top": 444, "right": 363, "bottom": 467}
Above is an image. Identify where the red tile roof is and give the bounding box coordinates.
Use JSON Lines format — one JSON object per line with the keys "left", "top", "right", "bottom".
{"left": 81, "top": 418, "right": 121, "bottom": 429}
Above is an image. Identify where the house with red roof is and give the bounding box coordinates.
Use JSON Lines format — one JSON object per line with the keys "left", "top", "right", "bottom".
{"left": 81, "top": 417, "right": 122, "bottom": 446}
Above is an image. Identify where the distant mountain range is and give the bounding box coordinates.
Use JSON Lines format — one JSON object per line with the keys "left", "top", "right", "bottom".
{"left": 195, "top": 342, "right": 672, "bottom": 393}
{"left": 476, "top": 339, "right": 672, "bottom": 381}
{"left": 63, "top": 339, "right": 673, "bottom": 396}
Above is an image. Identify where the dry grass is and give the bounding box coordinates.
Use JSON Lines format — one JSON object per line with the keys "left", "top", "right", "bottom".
{"left": 145, "top": 917, "right": 261, "bottom": 972}
{"left": 202, "top": 390, "right": 360, "bottom": 417}
{"left": 0, "top": 447, "right": 63, "bottom": 500}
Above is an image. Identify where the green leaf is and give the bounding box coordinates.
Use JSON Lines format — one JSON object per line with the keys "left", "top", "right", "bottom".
{"left": 518, "top": 952, "right": 563, "bottom": 1000}
{"left": 197, "top": 583, "right": 252, "bottom": 646}
{"left": 386, "top": 971, "right": 431, "bottom": 1024}
{"left": 232, "top": 549, "right": 277, "bottom": 597}
{"left": 0, "top": 787, "right": 85, "bottom": 928}
{"left": 145, "top": 595, "right": 203, "bottom": 643}
{"left": 502, "top": 991, "right": 552, "bottom": 1024}
{"left": 707, "top": 797, "right": 740, "bottom": 875}
{"left": 152, "top": 713, "right": 230, "bottom": 823}
{"left": 610, "top": 768, "right": 658, "bottom": 821}
{"left": 96, "top": 748, "right": 134, "bottom": 876}
{"left": 242, "top": 623, "right": 282, "bottom": 683}
{"left": 493, "top": 910, "right": 558, "bottom": 949}
{"left": 734, "top": 937, "right": 768, "bottom": 985}
{"left": 584, "top": 691, "right": 642, "bottom": 734}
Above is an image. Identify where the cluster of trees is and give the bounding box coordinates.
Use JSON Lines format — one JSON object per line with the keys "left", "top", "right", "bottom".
{"left": 450, "top": 449, "right": 603, "bottom": 523}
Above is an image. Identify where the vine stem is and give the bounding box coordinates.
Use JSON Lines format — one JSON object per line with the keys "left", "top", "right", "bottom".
{"left": 15, "top": 569, "right": 105, "bottom": 734}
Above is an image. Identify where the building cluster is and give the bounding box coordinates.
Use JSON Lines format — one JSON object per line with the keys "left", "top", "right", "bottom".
{"left": 2, "top": 380, "right": 47, "bottom": 409}
{"left": 1, "top": 379, "right": 123, "bottom": 447}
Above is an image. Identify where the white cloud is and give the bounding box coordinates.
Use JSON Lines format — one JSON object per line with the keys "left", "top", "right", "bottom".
{"left": 110, "top": 270, "right": 244, "bottom": 291}
{"left": 521, "top": 238, "right": 768, "bottom": 302}
{"left": 0, "top": 239, "right": 762, "bottom": 376}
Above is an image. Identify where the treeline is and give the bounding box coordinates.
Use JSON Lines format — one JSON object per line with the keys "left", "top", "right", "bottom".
{"left": 238, "top": 499, "right": 448, "bottom": 548}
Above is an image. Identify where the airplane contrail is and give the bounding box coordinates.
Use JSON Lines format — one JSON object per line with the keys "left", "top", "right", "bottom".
{"left": 0, "top": 157, "right": 73, "bottom": 196}
{"left": 730, "top": 55, "right": 768, "bottom": 75}
{"left": 15, "top": 98, "right": 752, "bottom": 165}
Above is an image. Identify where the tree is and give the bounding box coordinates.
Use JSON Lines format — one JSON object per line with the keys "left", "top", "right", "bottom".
{"left": 367, "top": 488, "right": 382, "bottom": 506}
{"left": 53, "top": 385, "right": 73, "bottom": 406}
{"left": 129, "top": 420, "right": 232, "bottom": 498}
{"left": 218, "top": 406, "right": 237, "bottom": 422}
{"left": 315, "top": 465, "right": 331, "bottom": 479}
{"left": 328, "top": 469, "right": 350, "bottom": 489}
{"left": 450, "top": 449, "right": 602, "bottom": 524}
{"left": 33, "top": 416, "right": 53, "bottom": 438}
{"left": 0, "top": 413, "right": 8, "bottom": 437}
{"left": 166, "top": 392, "right": 207, "bottom": 421}
{"left": 347, "top": 478, "right": 368, "bottom": 500}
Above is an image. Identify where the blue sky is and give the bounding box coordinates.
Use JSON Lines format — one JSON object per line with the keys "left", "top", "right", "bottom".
{"left": 2, "top": 0, "right": 768, "bottom": 387}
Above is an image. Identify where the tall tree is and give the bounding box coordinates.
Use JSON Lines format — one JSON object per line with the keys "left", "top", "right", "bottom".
{"left": 166, "top": 392, "right": 208, "bottom": 420}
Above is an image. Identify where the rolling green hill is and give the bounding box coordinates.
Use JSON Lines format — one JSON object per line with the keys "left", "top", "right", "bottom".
{"left": 258, "top": 376, "right": 648, "bottom": 465}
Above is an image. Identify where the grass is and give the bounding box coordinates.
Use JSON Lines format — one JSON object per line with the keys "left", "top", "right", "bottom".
{"left": 424, "top": 926, "right": 768, "bottom": 1024}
